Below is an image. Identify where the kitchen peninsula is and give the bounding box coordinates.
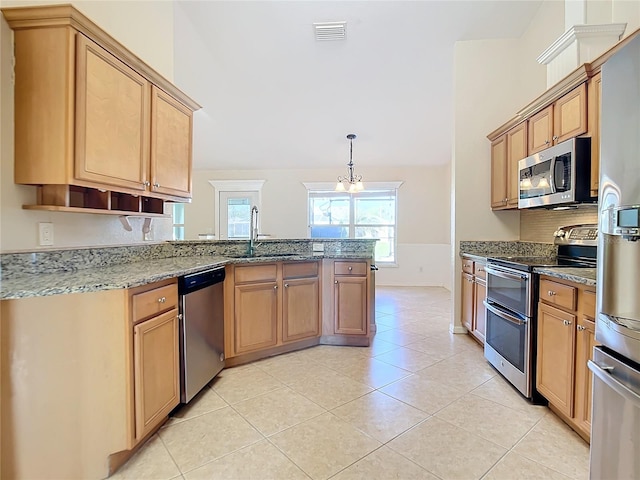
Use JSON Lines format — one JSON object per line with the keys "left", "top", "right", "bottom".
{"left": 0, "top": 238, "right": 375, "bottom": 479}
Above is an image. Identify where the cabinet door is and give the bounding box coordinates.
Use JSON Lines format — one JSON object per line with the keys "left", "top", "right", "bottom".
{"left": 528, "top": 106, "right": 553, "bottom": 154}
{"left": 536, "top": 302, "right": 576, "bottom": 417}
{"left": 461, "top": 272, "right": 474, "bottom": 331}
{"left": 75, "top": 34, "right": 150, "bottom": 191}
{"left": 473, "top": 280, "right": 486, "bottom": 343}
{"left": 574, "top": 316, "right": 598, "bottom": 439}
{"left": 588, "top": 73, "right": 602, "bottom": 196}
{"left": 150, "top": 86, "right": 193, "bottom": 198}
{"left": 490, "top": 135, "right": 508, "bottom": 209}
{"left": 234, "top": 281, "right": 278, "bottom": 354}
{"left": 133, "top": 309, "right": 180, "bottom": 441}
{"left": 282, "top": 277, "right": 320, "bottom": 343}
{"left": 554, "top": 83, "right": 587, "bottom": 143}
{"left": 506, "top": 123, "right": 527, "bottom": 207}
{"left": 334, "top": 276, "right": 368, "bottom": 335}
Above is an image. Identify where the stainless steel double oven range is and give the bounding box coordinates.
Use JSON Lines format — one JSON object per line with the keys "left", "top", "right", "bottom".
{"left": 483, "top": 225, "right": 598, "bottom": 401}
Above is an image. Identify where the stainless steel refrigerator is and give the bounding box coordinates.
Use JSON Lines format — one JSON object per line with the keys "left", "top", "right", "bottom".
{"left": 590, "top": 34, "right": 640, "bottom": 479}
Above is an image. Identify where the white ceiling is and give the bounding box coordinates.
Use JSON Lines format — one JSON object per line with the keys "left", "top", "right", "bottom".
{"left": 174, "top": 1, "right": 543, "bottom": 171}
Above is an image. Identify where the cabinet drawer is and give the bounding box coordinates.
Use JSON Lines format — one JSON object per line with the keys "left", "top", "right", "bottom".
{"left": 474, "top": 262, "right": 487, "bottom": 280}
{"left": 132, "top": 284, "right": 178, "bottom": 324}
{"left": 540, "top": 279, "right": 576, "bottom": 311}
{"left": 235, "top": 264, "right": 277, "bottom": 283}
{"left": 462, "top": 258, "right": 474, "bottom": 274}
{"left": 334, "top": 261, "right": 367, "bottom": 276}
{"left": 283, "top": 261, "right": 318, "bottom": 279}
{"left": 583, "top": 290, "right": 596, "bottom": 318}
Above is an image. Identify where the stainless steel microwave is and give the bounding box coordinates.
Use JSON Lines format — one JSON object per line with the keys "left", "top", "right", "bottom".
{"left": 518, "top": 137, "right": 595, "bottom": 209}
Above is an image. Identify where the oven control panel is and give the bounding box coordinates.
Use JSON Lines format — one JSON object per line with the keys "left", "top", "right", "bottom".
{"left": 554, "top": 224, "right": 598, "bottom": 245}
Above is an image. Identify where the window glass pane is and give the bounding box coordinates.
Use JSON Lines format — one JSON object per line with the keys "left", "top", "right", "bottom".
{"left": 310, "top": 225, "right": 348, "bottom": 238}
{"left": 228, "top": 199, "right": 250, "bottom": 238}
{"left": 173, "top": 226, "right": 185, "bottom": 241}
{"left": 355, "top": 226, "right": 395, "bottom": 263}
{"left": 309, "top": 196, "right": 350, "bottom": 225}
{"left": 173, "top": 203, "right": 185, "bottom": 224}
{"left": 354, "top": 195, "right": 395, "bottom": 225}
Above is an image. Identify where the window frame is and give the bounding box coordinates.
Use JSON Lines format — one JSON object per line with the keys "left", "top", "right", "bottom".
{"left": 304, "top": 181, "right": 402, "bottom": 265}
{"left": 172, "top": 203, "right": 185, "bottom": 240}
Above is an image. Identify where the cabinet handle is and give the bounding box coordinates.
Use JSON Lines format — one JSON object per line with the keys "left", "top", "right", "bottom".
{"left": 563, "top": 319, "right": 572, "bottom": 326}
{"left": 334, "top": 280, "right": 338, "bottom": 284}
{"left": 153, "top": 182, "right": 160, "bottom": 188}
{"left": 553, "top": 135, "right": 559, "bottom": 141}
{"left": 478, "top": 268, "right": 485, "bottom": 272}
{"left": 548, "top": 290, "right": 556, "bottom": 296}
{"left": 284, "top": 283, "right": 289, "bottom": 288}
{"left": 158, "top": 296, "right": 166, "bottom": 303}
{"left": 577, "top": 325, "right": 586, "bottom": 331}
{"left": 348, "top": 266, "right": 353, "bottom": 271}
{"left": 273, "top": 285, "right": 278, "bottom": 290}
{"left": 143, "top": 181, "right": 150, "bottom": 187}
{"left": 545, "top": 140, "right": 550, "bottom": 145}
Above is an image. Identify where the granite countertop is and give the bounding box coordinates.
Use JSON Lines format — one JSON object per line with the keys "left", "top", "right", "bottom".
{"left": 534, "top": 267, "right": 597, "bottom": 287}
{"left": 0, "top": 253, "right": 369, "bottom": 300}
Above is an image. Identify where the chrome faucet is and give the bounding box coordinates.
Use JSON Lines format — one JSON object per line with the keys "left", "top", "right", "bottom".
{"left": 249, "top": 205, "right": 259, "bottom": 256}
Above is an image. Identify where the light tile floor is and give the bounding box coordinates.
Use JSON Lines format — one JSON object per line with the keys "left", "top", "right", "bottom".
{"left": 113, "top": 286, "right": 590, "bottom": 480}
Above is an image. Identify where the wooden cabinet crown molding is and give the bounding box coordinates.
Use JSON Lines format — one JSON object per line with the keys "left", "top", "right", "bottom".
{"left": 487, "top": 26, "right": 640, "bottom": 142}
{"left": 2, "top": 3, "right": 200, "bottom": 111}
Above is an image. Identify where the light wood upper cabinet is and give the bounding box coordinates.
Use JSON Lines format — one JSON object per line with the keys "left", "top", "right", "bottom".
{"left": 151, "top": 87, "right": 193, "bottom": 198}
{"left": 490, "top": 135, "right": 508, "bottom": 209}
{"left": 588, "top": 72, "right": 602, "bottom": 196}
{"left": 4, "top": 5, "right": 199, "bottom": 206}
{"left": 75, "top": 34, "right": 150, "bottom": 191}
{"left": 528, "top": 106, "right": 554, "bottom": 154}
{"left": 528, "top": 84, "right": 587, "bottom": 155}
{"left": 506, "top": 122, "right": 527, "bottom": 207}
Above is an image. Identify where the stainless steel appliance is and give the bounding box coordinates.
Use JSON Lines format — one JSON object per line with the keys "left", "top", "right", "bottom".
{"left": 485, "top": 225, "right": 597, "bottom": 400}
{"left": 178, "top": 267, "right": 225, "bottom": 403}
{"left": 518, "top": 137, "right": 594, "bottom": 209}
{"left": 590, "top": 33, "right": 640, "bottom": 478}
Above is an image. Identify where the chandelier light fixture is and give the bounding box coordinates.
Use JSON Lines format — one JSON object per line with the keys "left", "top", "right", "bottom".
{"left": 335, "top": 133, "right": 364, "bottom": 193}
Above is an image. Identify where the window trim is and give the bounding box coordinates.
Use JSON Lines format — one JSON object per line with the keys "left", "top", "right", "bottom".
{"left": 208, "top": 180, "right": 265, "bottom": 239}
{"left": 304, "top": 181, "right": 403, "bottom": 265}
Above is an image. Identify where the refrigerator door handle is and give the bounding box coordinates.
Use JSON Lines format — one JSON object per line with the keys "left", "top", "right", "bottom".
{"left": 588, "top": 360, "right": 640, "bottom": 407}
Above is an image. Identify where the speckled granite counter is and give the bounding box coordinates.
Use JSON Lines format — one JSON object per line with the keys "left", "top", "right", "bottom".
{"left": 1, "top": 239, "right": 376, "bottom": 300}
{"left": 534, "top": 267, "right": 597, "bottom": 287}
{"left": 459, "top": 241, "right": 556, "bottom": 259}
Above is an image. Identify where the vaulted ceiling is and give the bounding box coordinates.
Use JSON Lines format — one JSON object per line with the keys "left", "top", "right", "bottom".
{"left": 174, "top": 1, "right": 544, "bottom": 170}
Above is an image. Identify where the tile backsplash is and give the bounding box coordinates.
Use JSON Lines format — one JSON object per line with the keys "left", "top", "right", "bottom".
{"left": 520, "top": 207, "right": 598, "bottom": 243}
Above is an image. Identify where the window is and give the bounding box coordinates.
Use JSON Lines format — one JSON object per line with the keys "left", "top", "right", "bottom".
{"left": 172, "top": 203, "right": 185, "bottom": 240}
{"left": 307, "top": 183, "right": 401, "bottom": 264}
{"left": 208, "top": 180, "right": 265, "bottom": 240}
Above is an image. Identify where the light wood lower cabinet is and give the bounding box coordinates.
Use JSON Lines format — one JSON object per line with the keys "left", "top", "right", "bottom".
{"left": 460, "top": 256, "right": 486, "bottom": 344}
{"left": 334, "top": 276, "right": 368, "bottom": 335}
{"left": 130, "top": 280, "right": 180, "bottom": 444}
{"left": 225, "top": 261, "right": 321, "bottom": 361}
{"left": 536, "top": 276, "right": 598, "bottom": 442}
{"left": 132, "top": 308, "right": 180, "bottom": 442}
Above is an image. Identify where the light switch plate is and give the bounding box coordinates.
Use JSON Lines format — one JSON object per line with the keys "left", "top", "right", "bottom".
{"left": 312, "top": 243, "right": 324, "bottom": 252}
{"left": 38, "top": 222, "right": 54, "bottom": 246}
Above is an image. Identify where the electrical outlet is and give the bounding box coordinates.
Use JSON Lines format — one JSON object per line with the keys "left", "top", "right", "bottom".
{"left": 312, "top": 243, "right": 325, "bottom": 252}
{"left": 38, "top": 222, "right": 54, "bottom": 246}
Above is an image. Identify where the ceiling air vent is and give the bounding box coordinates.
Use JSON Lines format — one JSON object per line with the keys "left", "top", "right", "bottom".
{"left": 313, "top": 22, "right": 346, "bottom": 41}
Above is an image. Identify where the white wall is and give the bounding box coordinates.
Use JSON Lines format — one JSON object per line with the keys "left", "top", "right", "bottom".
{"left": 0, "top": 0, "right": 175, "bottom": 252}
{"left": 186, "top": 165, "right": 452, "bottom": 287}
{"left": 450, "top": 0, "right": 565, "bottom": 332}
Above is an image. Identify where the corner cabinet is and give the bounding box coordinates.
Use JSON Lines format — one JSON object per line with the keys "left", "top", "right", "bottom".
{"left": 536, "top": 276, "right": 598, "bottom": 442}
{"left": 224, "top": 261, "right": 321, "bottom": 363}
{"left": 3, "top": 4, "right": 199, "bottom": 214}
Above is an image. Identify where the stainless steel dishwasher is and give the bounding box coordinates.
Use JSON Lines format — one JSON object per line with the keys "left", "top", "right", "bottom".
{"left": 178, "top": 267, "right": 225, "bottom": 403}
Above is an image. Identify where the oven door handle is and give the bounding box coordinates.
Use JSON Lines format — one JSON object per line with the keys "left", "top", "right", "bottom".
{"left": 484, "top": 300, "right": 528, "bottom": 326}
{"left": 485, "top": 265, "right": 528, "bottom": 282}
